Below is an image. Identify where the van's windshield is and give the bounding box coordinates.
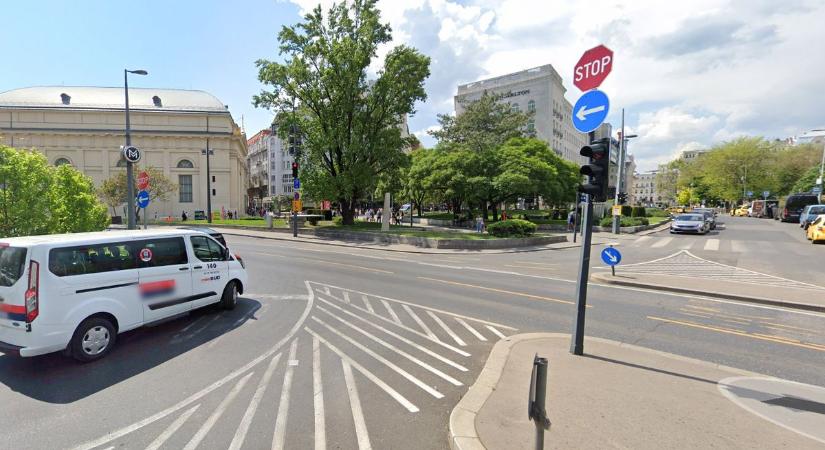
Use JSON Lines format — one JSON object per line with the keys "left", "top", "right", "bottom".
{"left": 0, "top": 246, "right": 27, "bottom": 287}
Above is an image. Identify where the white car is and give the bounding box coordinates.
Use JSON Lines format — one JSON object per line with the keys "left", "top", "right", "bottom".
{"left": 0, "top": 229, "right": 247, "bottom": 362}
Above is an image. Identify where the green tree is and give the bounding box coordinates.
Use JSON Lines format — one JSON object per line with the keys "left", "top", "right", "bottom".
{"left": 791, "top": 165, "right": 823, "bottom": 193}
{"left": 253, "top": 0, "right": 430, "bottom": 225}
{"left": 676, "top": 187, "right": 695, "bottom": 206}
{"left": 98, "top": 167, "right": 178, "bottom": 219}
{"left": 49, "top": 164, "right": 110, "bottom": 233}
{"left": 493, "top": 137, "right": 579, "bottom": 207}
{"left": 404, "top": 148, "right": 436, "bottom": 217}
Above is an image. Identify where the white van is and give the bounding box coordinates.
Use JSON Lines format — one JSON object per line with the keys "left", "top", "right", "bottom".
{"left": 0, "top": 229, "right": 247, "bottom": 362}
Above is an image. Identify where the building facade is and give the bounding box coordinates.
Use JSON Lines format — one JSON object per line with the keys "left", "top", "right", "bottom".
{"left": 245, "top": 120, "right": 302, "bottom": 209}
{"left": 633, "top": 170, "right": 661, "bottom": 206}
{"left": 455, "top": 64, "right": 593, "bottom": 165}
{"left": 246, "top": 128, "right": 272, "bottom": 206}
{"left": 0, "top": 86, "right": 248, "bottom": 219}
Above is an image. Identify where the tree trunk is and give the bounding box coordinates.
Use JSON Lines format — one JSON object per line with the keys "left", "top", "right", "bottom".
{"left": 481, "top": 200, "right": 488, "bottom": 221}
{"left": 492, "top": 203, "right": 498, "bottom": 221}
{"left": 341, "top": 198, "right": 356, "bottom": 225}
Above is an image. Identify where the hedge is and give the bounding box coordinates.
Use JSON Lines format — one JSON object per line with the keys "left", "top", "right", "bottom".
{"left": 487, "top": 219, "right": 537, "bottom": 237}
{"left": 646, "top": 208, "right": 670, "bottom": 218}
{"left": 631, "top": 206, "right": 646, "bottom": 218}
{"left": 599, "top": 216, "right": 649, "bottom": 227}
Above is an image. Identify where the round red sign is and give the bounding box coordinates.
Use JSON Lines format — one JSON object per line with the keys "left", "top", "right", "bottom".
{"left": 573, "top": 44, "right": 613, "bottom": 92}
{"left": 139, "top": 248, "right": 153, "bottom": 262}
{"left": 137, "top": 171, "right": 150, "bottom": 191}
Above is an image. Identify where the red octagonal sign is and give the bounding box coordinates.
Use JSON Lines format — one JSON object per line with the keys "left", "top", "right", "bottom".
{"left": 573, "top": 44, "right": 613, "bottom": 92}
{"left": 137, "top": 171, "right": 150, "bottom": 191}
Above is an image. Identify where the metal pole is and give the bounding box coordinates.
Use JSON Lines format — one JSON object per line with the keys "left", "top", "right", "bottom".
{"left": 206, "top": 115, "right": 213, "bottom": 224}
{"left": 124, "top": 70, "right": 136, "bottom": 230}
{"left": 818, "top": 143, "right": 825, "bottom": 201}
{"left": 570, "top": 195, "right": 593, "bottom": 355}
{"left": 293, "top": 210, "right": 298, "bottom": 237}
{"left": 612, "top": 109, "right": 625, "bottom": 234}
{"left": 532, "top": 357, "right": 549, "bottom": 450}
{"left": 572, "top": 204, "right": 577, "bottom": 243}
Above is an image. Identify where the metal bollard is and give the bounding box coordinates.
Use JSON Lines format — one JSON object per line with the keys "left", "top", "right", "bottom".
{"left": 528, "top": 355, "right": 551, "bottom": 450}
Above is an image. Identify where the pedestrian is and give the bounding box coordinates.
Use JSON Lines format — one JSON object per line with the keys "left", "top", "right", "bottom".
{"left": 567, "top": 209, "right": 576, "bottom": 231}
{"left": 182, "top": 210, "right": 187, "bottom": 222}
{"left": 475, "top": 215, "right": 482, "bottom": 233}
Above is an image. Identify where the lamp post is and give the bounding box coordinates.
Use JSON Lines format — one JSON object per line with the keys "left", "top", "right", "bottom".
{"left": 611, "top": 107, "right": 638, "bottom": 234}
{"left": 201, "top": 114, "right": 214, "bottom": 223}
{"left": 124, "top": 69, "right": 148, "bottom": 230}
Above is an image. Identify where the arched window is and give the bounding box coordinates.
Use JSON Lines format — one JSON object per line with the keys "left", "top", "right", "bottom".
{"left": 54, "top": 157, "right": 71, "bottom": 166}
{"left": 177, "top": 159, "right": 194, "bottom": 169}
{"left": 527, "top": 100, "right": 536, "bottom": 113}
{"left": 526, "top": 119, "right": 535, "bottom": 134}
{"left": 511, "top": 103, "right": 520, "bottom": 113}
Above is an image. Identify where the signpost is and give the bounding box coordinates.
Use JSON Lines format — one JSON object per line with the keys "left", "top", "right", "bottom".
{"left": 137, "top": 171, "right": 150, "bottom": 191}
{"left": 571, "top": 90, "right": 610, "bottom": 133}
{"left": 763, "top": 190, "right": 770, "bottom": 199}
{"left": 747, "top": 191, "right": 753, "bottom": 198}
{"left": 612, "top": 205, "right": 622, "bottom": 216}
{"left": 122, "top": 146, "right": 141, "bottom": 163}
{"left": 601, "top": 246, "right": 622, "bottom": 276}
{"left": 573, "top": 44, "right": 613, "bottom": 92}
{"left": 136, "top": 190, "right": 150, "bottom": 209}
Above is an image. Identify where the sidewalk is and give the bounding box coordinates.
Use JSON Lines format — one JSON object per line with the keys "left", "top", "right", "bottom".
{"left": 592, "top": 272, "right": 825, "bottom": 313}
{"left": 450, "top": 333, "right": 825, "bottom": 449}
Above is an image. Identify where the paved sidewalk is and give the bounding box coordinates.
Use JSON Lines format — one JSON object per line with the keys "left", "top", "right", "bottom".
{"left": 592, "top": 271, "right": 825, "bottom": 313}
{"left": 450, "top": 333, "right": 825, "bottom": 449}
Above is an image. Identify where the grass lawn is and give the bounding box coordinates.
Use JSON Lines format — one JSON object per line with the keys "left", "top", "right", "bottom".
{"left": 157, "top": 218, "right": 289, "bottom": 228}
{"left": 314, "top": 220, "right": 501, "bottom": 239}
{"left": 647, "top": 216, "right": 669, "bottom": 225}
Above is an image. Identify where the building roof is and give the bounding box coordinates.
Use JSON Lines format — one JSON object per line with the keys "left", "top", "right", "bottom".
{"left": 0, "top": 86, "right": 229, "bottom": 113}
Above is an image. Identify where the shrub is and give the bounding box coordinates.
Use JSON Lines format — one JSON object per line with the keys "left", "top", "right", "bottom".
{"left": 620, "top": 205, "right": 633, "bottom": 217}
{"left": 487, "top": 219, "right": 537, "bottom": 237}
{"left": 333, "top": 216, "right": 343, "bottom": 225}
{"left": 599, "top": 216, "right": 649, "bottom": 227}
{"left": 631, "top": 206, "right": 646, "bottom": 218}
{"left": 646, "top": 208, "right": 670, "bottom": 217}
{"left": 307, "top": 217, "right": 320, "bottom": 225}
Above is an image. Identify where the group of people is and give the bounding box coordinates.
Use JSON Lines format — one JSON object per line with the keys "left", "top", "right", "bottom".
{"left": 357, "top": 208, "right": 404, "bottom": 225}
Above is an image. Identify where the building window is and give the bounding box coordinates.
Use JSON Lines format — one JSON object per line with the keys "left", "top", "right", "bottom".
{"left": 212, "top": 175, "right": 216, "bottom": 183}
{"left": 527, "top": 100, "right": 535, "bottom": 113}
{"left": 179, "top": 175, "right": 193, "bottom": 203}
{"left": 54, "top": 157, "right": 71, "bottom": 166}
{"left": 177, "top": 159, "right": 194, "bottom": 169}
{"left": 526, "top": 120, "right": 535, "bottom": 133}
{"left": 511, "top": 103, "right": 520, "bottom": 113}
{"left": 212, "top": 188, "right": 216, "bottom": 196}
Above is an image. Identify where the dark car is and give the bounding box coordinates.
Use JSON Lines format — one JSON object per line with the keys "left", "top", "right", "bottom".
{"left": 780, "top": 194, "right": 820, "bottom": 222}
{"left": 178, "top": 226, "right": 227, "bottom": 247}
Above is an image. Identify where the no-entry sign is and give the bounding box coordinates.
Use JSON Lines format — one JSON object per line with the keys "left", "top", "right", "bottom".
{"left": 573, "top": 45, "right": 613, "bottom": 92}
{"left": 137, "top": 171, "right": 150, "bottom": 191}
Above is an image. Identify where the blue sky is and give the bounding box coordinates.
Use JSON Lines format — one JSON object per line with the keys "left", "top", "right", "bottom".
{"left": 4, "top": 0, "right": 825, "bottom": 171}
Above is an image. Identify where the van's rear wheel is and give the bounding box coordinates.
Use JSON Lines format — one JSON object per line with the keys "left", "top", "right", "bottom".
{"left": 70, "top": 317, "right": 116, "bottom": 363}
{"left": 221, "top": 281, "right": 238, "bottom": 310}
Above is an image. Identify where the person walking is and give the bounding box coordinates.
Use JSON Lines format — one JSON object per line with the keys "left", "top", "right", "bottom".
{"left": 567, "top": 209, "right": 576, "bottom": 231}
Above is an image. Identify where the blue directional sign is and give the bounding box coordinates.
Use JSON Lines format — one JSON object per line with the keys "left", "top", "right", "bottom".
{"left": 763, "top": 190, "right": 770, "bottom": 198}
{"left": 572, "top": 89, "right": 610, "bottom": 133}
{"left": 746, "top": 191, "right": 753, "bottom": 198}
{"left": 813, "top": 186, "right": 822, "bottom": 194}
{"left": 601, "top": 247, "right": 621, "bottom": 266}
{"left": 293, "top": 178, "right": 300, "bottom": 189}
{"left": 136, "top": 190, "right": 150, "bottom": 209}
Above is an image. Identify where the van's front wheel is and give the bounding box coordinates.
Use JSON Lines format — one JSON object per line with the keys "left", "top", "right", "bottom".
{"left": 70, "top": 317, "right": 116, "bottom": 363}
{"left": 221, "top": 281, "right": 238, "bottom": 310}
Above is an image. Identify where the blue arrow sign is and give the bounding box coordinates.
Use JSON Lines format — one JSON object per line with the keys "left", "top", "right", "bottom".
{"left": 572, "top": 89, "right": 610, "bottom": 133}
{"left": 763, "top": 190, "right": 770, "bottom": 198}
{"left": 746, "top": 191, "right": 753, "bottom": 198}
{"left": 294, "top": 178, "right": 300, "bottom": 189}
{"left": 601, "top": 247, "right": 621, "bottom": 266}
{"left": 136, "top": 190, "right": 150, "bottom": 209}
{"left": 813, "top": 186, "right": 822, "bottom": 194}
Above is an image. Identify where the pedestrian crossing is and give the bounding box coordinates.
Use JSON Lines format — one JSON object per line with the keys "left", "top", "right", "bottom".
{"left": 71, "top": 281, "right": 515, "bottom": 450}
{"left": 628, "top": 236, "right": 790, "bottom": 254}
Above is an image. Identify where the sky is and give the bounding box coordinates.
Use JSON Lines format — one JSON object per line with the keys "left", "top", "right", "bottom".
{"left": 3, "top": 0, "right": 824, "bottom": 171}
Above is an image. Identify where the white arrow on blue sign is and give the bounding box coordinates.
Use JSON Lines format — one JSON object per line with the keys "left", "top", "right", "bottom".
{"left": 763, "top": 190, "right": 770, "bottom": 198}
{"left": 294, "top": 179, "right": 300, "bottom": 189}
{"left": 136, "top": 190, "right": 150, "bottom": 209}
{"left": 601, "top": 247, "right": 621, "bottom": 266}
{"left": 572, "top": 89, "right": 610, "bottom": 133}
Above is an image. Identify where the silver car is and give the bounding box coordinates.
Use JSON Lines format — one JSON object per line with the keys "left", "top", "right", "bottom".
{"left": 670, "top": 214, "right": 709, "bottom": 234}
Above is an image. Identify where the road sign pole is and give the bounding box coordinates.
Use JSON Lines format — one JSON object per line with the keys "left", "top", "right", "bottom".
{"left": 612, "top": 108, "right": 625, "bottom": 234}
{"left": 570, "top": 194, "right": 593, "bottom": 356}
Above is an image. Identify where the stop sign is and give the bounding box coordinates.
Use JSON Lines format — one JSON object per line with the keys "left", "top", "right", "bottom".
{"left": 137, "top": 171, "right": 150, "bottom": 191}
{"left": 573, "top": 44, "right": 613, "bottom": 92}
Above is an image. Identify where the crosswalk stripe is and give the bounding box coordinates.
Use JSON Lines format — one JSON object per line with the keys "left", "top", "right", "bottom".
{"left": 315, "top": 297, "right": 468, "bottom": 372}
{"left": 426, "top": 311, "right": 466, "bottom": 347}
{"left": 703, "top": 239, "right": 720, "bottom": 251}
{"left": 145, "top": 404, "right": 201, "bottom": 450}
{"left": 306, "top": 327, "right": 419, "bottom": 412}
{"left": 651, "top": 237, "right": 672, "bottom": 248}
{"left": 455, "top": 318, "right": 486, "bottom": 341}
{"left": 730, "top": 240, "right": 747, "bottom": 253}
{"left": 312, "top": 337, "right": 326, "bottom": 450}
{"left": 381, "top": 299, "right": 403, "bottom": 325}
{"left": 341, "top": 360, "right": 371, "bottom": 450}
{"left": 342, "top": 291, "right": 351, "bottom": 304}
{"left": 485, "top": 326, "right": 507, "bottom": 339}
{"left": 362, "top": 295, "right": 375, "bottom": 314}
{"left": 312, "top": 317, "right": 445, "bottom": 398}
{"left": 402, "top": 304, "right": 438, "bottom": 340}
{"left": 183, "top": 372, "right": 254, "bottom": 450}
{"left": 635, "top": 236, "right": 652, "bottom": 245}
{"left": 229, "top": 353, "right": 284, "bottom": 450}
{"left": 272, "top": 339, "right": 300, "bottom": 450}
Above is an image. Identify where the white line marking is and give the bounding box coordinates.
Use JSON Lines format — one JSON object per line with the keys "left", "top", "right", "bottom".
{"left": 324, "top": 286, "right": 331, "bottom": 295}
{"left": 317, "top": 306, "right": 462, "bottom": 386}
{"left": 145, "top": 404, "right": 201, "bottom": 450}
{"left": 485, "top": 325, "right": 507, "bottom": 339}
{"left": 455, "top": 318, "right": 486, "bottom": 341}
{"left": 306, "top": 327, "right": 419, "bottom": 412}
{"left": 245, "top": 293, "right": 310, "bottom": 301}
{"left": 316, "top": 297, "right": 468, "bottom": 371}
{"left": 70, "top": 281, "right": 316, "bottom": 450}
{"left": 342, "top": 360, "right": 372, "bottom": 450}
{"left": 317, "top": 294, "right": 470, "bottom": 357}
{"left": 311, "top": 317, "right": 444, "bottom": 398}
{"left": 402, "top": 304, "right": 438, "bottom": 340}
{"left": 272, "top": 339, "right": 300, "bottom": 450}
{"left": 313, "top": 337, "right": 326, "bottom": 450}
{"left": 343, "top": 291, "right": 351, "bottom": 304}
{"left": 651, "top": 237, "right": 672, "bottom": 248}
{"left": 703, "top": 239, "right": 720, "bottom": 251}
{"left": 362, "top": 295, "right": 375, "bottom": 314}
{"left": 635, "top": 236, "right": 652, "bottom": 245}
{"left": 228, "top": 353, "right": 284, "bottom": 450}
{"left": 426, "top": 311, "right": 466, "bottom": 347}
{"left": 183, "top": 372, "right": 253, "bottom": 450}
{"left": 381, "top": 299, "right": 403, "bottom": 325}
{"left": 308, "top": 281, "right": 517, "bottom": 330}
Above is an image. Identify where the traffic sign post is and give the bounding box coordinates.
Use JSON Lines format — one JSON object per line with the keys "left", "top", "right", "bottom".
{"left": 601, "top": 246, "right": 622, "bottom": 277}
{"left": 136, "top": 190, "right": 150, "bottom": 231}
{"left": 572, "top": 90, "right": 610, "bottom": 133}
{"left": 137, "top": 171, "right": 150, "bottom": 191}
{"left": 573, "top": 44, "right": 613, "bottom": 92}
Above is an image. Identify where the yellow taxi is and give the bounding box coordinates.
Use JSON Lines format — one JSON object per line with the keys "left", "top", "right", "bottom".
{"left": 806, "top": 214, "right": 825, "bottom": 243}
{"left": 668, "top": 206, "right": 685, "bottom": 214}
{"left": 732, "top": 205, "right": 749, "bottom": 216}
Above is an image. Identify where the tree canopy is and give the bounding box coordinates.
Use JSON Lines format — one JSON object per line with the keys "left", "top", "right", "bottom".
{"left": 98, "top": 166, "right": 177, "bottom": 218}
{"left": 253, "top": 0, "right": 430, "bottom": 224}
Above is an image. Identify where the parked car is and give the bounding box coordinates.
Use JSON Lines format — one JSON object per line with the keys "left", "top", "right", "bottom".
{"left": 670, "top": 214, "right": 709, "bottom": 234}
{"left": 779, "top": 194, "right": 820, "bottom": 222}
{"left": 178, "top": 226, "right": 228, "bottom": 247}
{"left": 799, "top": 204, "right": 825, "bottom": 228}
{"left": 732, "top": 205, "right": 749, "bottom": 217}
{"left": 806, "top": 214, "right": 825, "bottom": 243}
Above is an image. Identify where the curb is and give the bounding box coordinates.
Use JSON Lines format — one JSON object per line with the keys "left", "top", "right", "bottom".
{"left": 448, "top": 332, "right": 759, "bottom": 450}
{"left": 591, "top": 272, "right": 825, "bottom": 313}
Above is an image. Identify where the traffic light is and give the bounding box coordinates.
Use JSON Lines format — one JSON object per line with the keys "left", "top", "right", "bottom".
{"left": 617, "top": 192, "right": 628, "bottom": 204}
{"left": 578, "top": 138, "right": 611, "bottom": 202}
{"left": 291, "top": 162, "right": 299, "bottom": 178}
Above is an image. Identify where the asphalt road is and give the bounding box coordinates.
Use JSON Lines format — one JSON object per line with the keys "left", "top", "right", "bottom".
{"left": 1, "top": 216, "right": 824, "bottom": 449}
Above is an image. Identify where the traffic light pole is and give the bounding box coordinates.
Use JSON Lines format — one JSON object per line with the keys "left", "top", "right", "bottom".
{"left": 570, "top": 194, "right": 593, "bottom": 356}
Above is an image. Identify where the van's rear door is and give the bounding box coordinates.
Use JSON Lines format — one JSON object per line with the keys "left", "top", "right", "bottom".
{"left": 0, "top": 244, "right": 30, "bottom": 347}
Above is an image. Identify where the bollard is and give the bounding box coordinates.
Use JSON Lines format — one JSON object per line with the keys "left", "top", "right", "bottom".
{"left": 528, "top": 355, "right": 551, "bottom": 450}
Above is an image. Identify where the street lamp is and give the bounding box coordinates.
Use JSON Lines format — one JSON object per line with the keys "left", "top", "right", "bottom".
{"left": 612, "top": 107, "right": 638, "bottom": 234}
{"left": 124, "top": 68, "right": 148, "bottom": 230}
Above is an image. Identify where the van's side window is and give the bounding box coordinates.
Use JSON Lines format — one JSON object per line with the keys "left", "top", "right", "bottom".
{"left": 134, "top": 238, "right": 188, "bottom": 267}
{"left": 50, "top": 242, "right": 136, "bottom": 277}
{"left": 191, "top": 236, "right": 223, "bottom": 262}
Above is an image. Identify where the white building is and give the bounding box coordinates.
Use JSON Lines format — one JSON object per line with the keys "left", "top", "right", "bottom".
{"left": 245, "top": 120, "right": 302, "bottom": 208}
{"left": 455, "top": 64, "right": 594, "bottom": 165}
{"left": 633, "top": 170, "right": 661, "bottom": 206}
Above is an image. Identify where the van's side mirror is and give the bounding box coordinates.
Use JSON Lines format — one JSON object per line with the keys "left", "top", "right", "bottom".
{"left": 223, "top": 247, "right": 231, "bottom": 261}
